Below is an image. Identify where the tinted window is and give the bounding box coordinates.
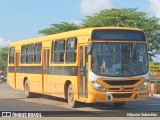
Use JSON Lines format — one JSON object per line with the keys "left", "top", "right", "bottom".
{"left": 21, "top": 45, "right": 27, "bottom": 63}
{"left": 34, "top": 43, "right": 42, "bottom": 63}
{"left": 54, "top": 40, "right": 65, "bottom": 63}
{"left": 92, "top": 30, "right": 146, "bottom": 41}
{"left": 66, "top": 38, "right": 77, "bottom": 63}
{"left": 91, "top": 43, "right": 148, "bottom": 77}
{"left": 9, "top": 47, "right": 15, "bottom": 64}
{"left": 51, "top": 41, "right": 54, "bottom": 63}
{"left": 26, "top": 44, "right": 34, "bottom": 63}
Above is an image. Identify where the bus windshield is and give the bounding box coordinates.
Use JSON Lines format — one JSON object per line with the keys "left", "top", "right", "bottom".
{"left": 91, "top": 42, "right": 148, "bottom": 77}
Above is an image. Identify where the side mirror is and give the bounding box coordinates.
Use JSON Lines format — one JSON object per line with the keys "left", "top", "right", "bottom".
{"left": 87, "top": 43, "right": 92, "bottom": 55}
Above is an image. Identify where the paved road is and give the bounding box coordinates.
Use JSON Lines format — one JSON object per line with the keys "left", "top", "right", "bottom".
{"left": 0, "top": 82, "right": 160, "bottom": 117}
{"left": 0, "top": 82, "right": 74, "bottom": 111}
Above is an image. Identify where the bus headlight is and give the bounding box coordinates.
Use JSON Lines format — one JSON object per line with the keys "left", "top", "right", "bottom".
{"left": 90, "top": 81, "right": 106, "bottom": 92}
{"left": 138, "top": 79, "right": 150, "bottom": 90}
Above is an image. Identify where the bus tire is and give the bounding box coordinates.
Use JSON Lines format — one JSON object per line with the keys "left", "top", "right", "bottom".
{"left": 67, "top": 83, "right": 78, "bottom": 108}
{"left": 24, "top": 80, "right": 33, "bottom": 98}
{"left": 113, "top": 102, "right": 125, "bottom": 107}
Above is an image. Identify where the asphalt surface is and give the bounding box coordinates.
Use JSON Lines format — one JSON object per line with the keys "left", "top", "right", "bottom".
{"left": 0, "top": 82, "right": 160, "bottom": 117}
{"left": 0, "top": 82, "right": 74, "bottom": 111}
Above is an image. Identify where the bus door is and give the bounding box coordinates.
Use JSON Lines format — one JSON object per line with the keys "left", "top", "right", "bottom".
{"left": 15, "top": 52, "right": 20, "bottom": 88}
{"left": 79, "top": 44, "right": 88, "bottom": 100}
{"left": 42, "top": 48, "right": 50, "bottom": 93}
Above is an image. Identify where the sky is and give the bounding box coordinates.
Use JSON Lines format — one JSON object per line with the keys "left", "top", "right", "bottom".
{"left": 0, "top": 0, "right": 160, "bottom": 61}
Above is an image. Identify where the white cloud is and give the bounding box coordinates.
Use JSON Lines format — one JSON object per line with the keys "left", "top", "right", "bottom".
{"left": 80, "top": 0, "right": 117, "bottom": 16}
{"left": 148, "top": 0, "right": 160, "bottom": 17}
{"left": 0, "top": 38, "right": 11, "bottom": 48}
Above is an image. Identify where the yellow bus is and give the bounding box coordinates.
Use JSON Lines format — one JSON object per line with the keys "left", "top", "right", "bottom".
{"left": 7, "top": 27, "right": 150, "bottom": 107}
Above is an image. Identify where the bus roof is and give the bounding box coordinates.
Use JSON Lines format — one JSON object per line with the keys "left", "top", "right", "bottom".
{"left": 9, "top": 27, "right": 143, "bottom": 46}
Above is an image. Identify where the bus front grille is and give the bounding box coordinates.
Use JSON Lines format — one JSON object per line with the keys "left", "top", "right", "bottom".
{"left": 103, "top": 80, "right": 140, "bottom": 86}
{"left": 112, "top": 93, "right": 132, "bottom": 98}
{"left": 109, "top": 87, "right": 134, "bottom": 91}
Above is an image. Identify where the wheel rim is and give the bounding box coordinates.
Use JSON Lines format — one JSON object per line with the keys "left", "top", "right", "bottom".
{"left": 25, "top": 83, "right": 29, "bottom": 96}
{"left": 68, "top": 86, "right": 74, "bottom": 103}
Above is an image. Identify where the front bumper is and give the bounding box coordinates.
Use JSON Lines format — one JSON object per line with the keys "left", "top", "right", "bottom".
{"left": 88, "top": 88, "right": 149, "bottom": 103}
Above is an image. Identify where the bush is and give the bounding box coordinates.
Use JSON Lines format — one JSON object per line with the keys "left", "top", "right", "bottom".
{"left": 151, "top": 80, "right": 160, "bottom": 84}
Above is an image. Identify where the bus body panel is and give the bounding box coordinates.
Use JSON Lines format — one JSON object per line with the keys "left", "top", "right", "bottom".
{"left": 7, "top": 27, "right": 149, "bottom": 105}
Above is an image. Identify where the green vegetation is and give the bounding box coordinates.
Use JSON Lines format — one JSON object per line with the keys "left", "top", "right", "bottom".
{"left": 0, "top": 47, "right": 8, "bottom": 74}
{"left": 151, "top": 80, "right": 160, "bottom": 84}
{"left": 39, "top": 8, "right": 160, "bottom": 61}
{"left": 39, "top": 22, "right": 80, "bottom": 35}
{"left": 1, "top": 8, "right": 160, "bottom": 72}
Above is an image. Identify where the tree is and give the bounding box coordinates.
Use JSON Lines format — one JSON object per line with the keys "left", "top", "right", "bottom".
{"left": 39, "top": 8, "right": 160, "bottom": 61}
{"left": 82, "top": 8, "right": 160, "bottom": 61}
{"left": 39, "top": 22, "right": 80, "bottom": 35}
{"left": 0, "top": 47, "right": 8, "bottom": 74}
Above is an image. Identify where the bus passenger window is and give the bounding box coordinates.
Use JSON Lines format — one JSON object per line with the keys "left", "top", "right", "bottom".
{"left": 9, "top": 47, "right": 15, "bottom": 64}
{"left": 51, "top": 41, "right": 54, "bottom": 63}
{"left": 21, "top": 45, "right": 27, "bottom": 63}
{"left": 26, "top": 44, "right": 34, "bottom": 63}
{"left": 34, "top": 43, "right": 42, "bottom": 63}
{"left": 66, "top": 38, "right": 77, "bottom": 63}
{"left": 54, "top": 40, "right": 65, "bottom": 63}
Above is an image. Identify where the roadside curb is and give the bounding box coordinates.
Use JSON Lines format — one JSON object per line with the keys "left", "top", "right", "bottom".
{"left": 149, "top": 94, "right": 160, "bottom": 98}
